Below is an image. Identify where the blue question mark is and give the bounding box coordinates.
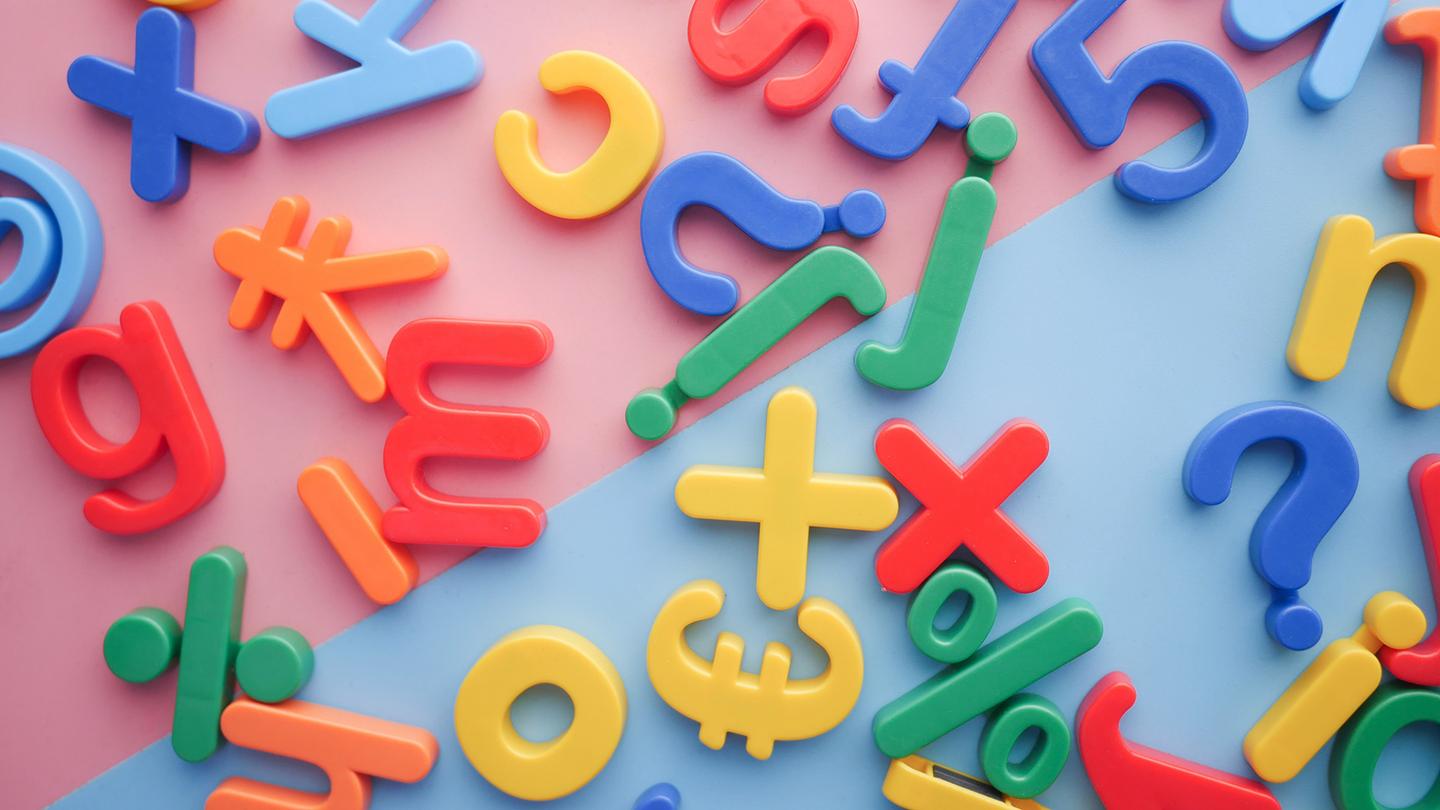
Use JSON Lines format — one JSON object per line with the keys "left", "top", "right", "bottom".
{"left": 639, "top": 151, "right": 886, "bottom": 316}
{"left": 1182, "top": 401, "right": 1359, "bottom": 651}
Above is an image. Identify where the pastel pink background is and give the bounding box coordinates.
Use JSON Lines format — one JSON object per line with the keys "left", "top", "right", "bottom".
{"left": 0, "top": 1, "right": 1319, "bottom": 806}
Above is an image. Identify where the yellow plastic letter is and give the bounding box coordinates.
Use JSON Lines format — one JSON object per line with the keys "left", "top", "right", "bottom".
{"left": 454, "top": 626, "right": 626, "bottom": 801}
{"left": 494, "top": 51, "right": 664, "bottom": 220}
{"left": 1244, "top": 591, "right": 1426, "bottom": 782}
{"left": 1287, "top": 214, "right": 1440, "bottom": 409}
{"left": 646, "top": 579, "right": 864, "bottom": 760}
{"left": 675, "top": 386, "right": 898, "bottom": 610}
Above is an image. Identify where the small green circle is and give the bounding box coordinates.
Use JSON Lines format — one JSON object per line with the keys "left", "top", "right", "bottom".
{"left": 626, "top": 389, "right": 677, "bottom": 441}
{"left": 103, "top": 607, "right": 181, "bottom": 683}
{"left": 1330, "top": 685, "right": 1440, "bottom": 810}
{"left": 967, "top": 112, "right": 1017, "bottom": 165}
{"left": 235, "top": 627, "right": 313, "bottom": 703}
{"left": 981, "top": 693, "right": 1071, "bottom": 799}
{"left": 906, "top": 563, "right": 998, "bottom": 664}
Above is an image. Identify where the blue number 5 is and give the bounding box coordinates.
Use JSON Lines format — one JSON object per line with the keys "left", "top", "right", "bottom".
{"left": 1029, "top": 0, "right": 1249, "bottom": 203}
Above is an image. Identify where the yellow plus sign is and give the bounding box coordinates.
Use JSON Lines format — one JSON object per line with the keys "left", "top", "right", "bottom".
{"left": 676, "top": 386, "right": 899, "bottom": 610}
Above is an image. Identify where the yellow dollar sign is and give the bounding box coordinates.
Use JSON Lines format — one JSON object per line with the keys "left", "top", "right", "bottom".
{"left": 646, "top": 579, "right": 864, "bottom": 760}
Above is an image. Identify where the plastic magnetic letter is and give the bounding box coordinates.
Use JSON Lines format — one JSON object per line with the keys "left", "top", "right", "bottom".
{"left": 495, "top": 51, "right": 663, "bottom": 220}
{"left": 1329, "top": 685, "right": 1440, "bottom": 810}
{"left": 1182, "top": 401, "right": 1360, "bottom": 650}
{"left": 882, "top": 756, "right": 1050, "bottom": 810}
{"left": 208, "top": 698, "right": 438, "bottom": 810}
{"left": 646, "top": 579, "right": 863, "bottom": 759}
{"left": 674, "top": 387, "right": 898, "bottom": 610}
{"left": 67, "top": 8, "right": 260, "bottom": 203}
{"left": 640, "top": 151, "right": 885, "bottom": 315}
{"left": 455, "top": 626, "right": 626, "bottom": 801}
{"left": 31, "top": 301, "right": 225, "bottom": 535}
{"left": 1245, "top": 592, "right": 1427, "bottom": 783}
{"left": 1381, "top": 455, "right": 1440, "bottom": 685}
{"left": 266, "top": 0, "right": 481, "bottom": 139}
{"left": 1077, "top": 673, "right": 1280, "bottom": 810}
{"left": 627, "top": 245, "right": 886, "bottom": 440}
{"left": 831, "top": 0, "right": 1015, "bottom": 160}
{"left": 688, "top": 0, "right": 859, "bottom": 114}
{"left": 1288, "top": 214, "right": 1440, "bottom": 409}
{"left": 874, "top": 419, "right": 1049, "bottom": 595}
{"left": 873, "top": 597, "right": 1102, "bottom": 758}
{"left": 0, "top": 143, "right": 103, "bottom": 359}
{"left": 103, "top": 546, "right": 315, "bottom": 762}
{"left": 1387, "top": 10, "right": 1440, "bottom": 237}
{"left": 1223, "top": 0, "right": 1386, "bottom": 110}
{"left": 633, "top": 783, "right": 681, "bottom": 810}
{"left": 382, "top": 319, "right": 552, "bottom": 548}
{"left": 1029, "top": 0, "right": 1248, "bottom": 203}
{"left": 855, "top": 112, "right": 1015, "bottom": 390}
{"left": 298, "top": 459, "right": 418, "bottom": 605}
{"left": 149, "top": 0, "right": 223, "bottom": 10}
{"left": 213, "top": 196, "right": 447, "bottom": 403}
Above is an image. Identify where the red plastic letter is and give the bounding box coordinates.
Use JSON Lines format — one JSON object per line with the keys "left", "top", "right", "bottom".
{"left": 208, "top": 698, "right": 438, "bottom": 810}
{"left": 382, "top": 319, "right": 552, "bottom": 548}
{"left": 30, "top": 301, "right": 224, "bottom": 534}
{"left": 1077, "top": 672, "right": 1279, "bottom": 810}
{"left": 687, "top": 0, "right": 859, "bottom": 115}
{"left": 874, "top": 418, "right": 1049, "bottom": 594}
{"left": 1381, "top": 455, "right": 1440, "bottom": 685}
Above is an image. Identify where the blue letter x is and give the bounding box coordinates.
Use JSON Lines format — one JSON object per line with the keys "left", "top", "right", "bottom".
{"left": 68, "top": 8, "right": 260, "bottom": 203}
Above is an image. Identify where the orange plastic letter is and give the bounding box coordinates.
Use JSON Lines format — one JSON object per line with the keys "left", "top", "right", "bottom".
{"left": 30, "top": 301, "right": 224, "bottom": 534}
{"left": 298, "top": 459, "right": 419, "bottom": 605}
{"left": 207, "top": 698, "right": 438, "bottom": 810}
{"left": 213, "top": 196, "right": 446, "bottom": 403}
{"left": 1386, "top": 9, "right": 1440, "bottom": 236}
{"left": 382, "top": 319, "right": 553, "bottom": 547}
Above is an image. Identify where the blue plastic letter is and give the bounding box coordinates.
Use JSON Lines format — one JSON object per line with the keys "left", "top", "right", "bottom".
{"left": 640, "top": 152, "right": 885, "bottom": 316}
{"left": 831, "top": 0, "right": 1016, "bottom": 160}
{"left": 1223, "top": 0, "right": 1387, "bottom": 110}
{"left": 0, "top": 143, "right": 103, "bottom": 359}
{"left": 634, "top": 783, "right": 681, "bottom": 810}
{"left": 266, "top": 0, "right": 481, "bottom": 139}
{"left": 1029, "top": 0, "right": 1249, "bottom": 204}
{"left": 67, "top": 8, "right": 260, "bottom": 204}
{"left": 1182, "top": 401, "right": 1360, "bottom": 651}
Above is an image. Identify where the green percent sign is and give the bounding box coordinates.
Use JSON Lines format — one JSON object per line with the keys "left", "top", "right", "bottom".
{"left": 876, "top": 563, "right": 1103, "bottom": 799}
{"left": 103, "top": 546, "right": 314, "bottom": 762}
{"left": 627, "top": 245, "right": 886, "bottom": 441}
{"left": 855, "top": 112, "right": 1017, "bottom": 391}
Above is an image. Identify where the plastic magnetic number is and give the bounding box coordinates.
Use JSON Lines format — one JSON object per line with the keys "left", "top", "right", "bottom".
{"left": 688, "top": 0, "right": 859, "bottom": 115}
{"left": 640, "top": 151, "right": 885, "bottom": 316}
{"left": 1029, "top": 0, "right": 1249, "bottom": 203}
{"left": 980, "top": 695, "right": 1070, "bottom": 799}
{"left": 0, "top": 143, "right": 103, "bottom": 360}
{"left": 1329, "top": 685, "right": 1440, "bottom": 810}
{"left": 31, "top": 301, "right": 225, "bottom": 535}
{"left": 1223, "top": 0, "right": 1387, "bottom": 111}
{"left": 831, "top": 0, "right": 1016, "bottom": 161}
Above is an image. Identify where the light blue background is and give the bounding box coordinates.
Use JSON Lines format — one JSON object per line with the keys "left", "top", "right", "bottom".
{"left": 57, "top": 14, "right": 1440, "bottom": 810}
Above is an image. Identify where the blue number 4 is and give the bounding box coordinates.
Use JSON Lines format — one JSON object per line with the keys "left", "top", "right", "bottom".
{"left": 1030, "top": 0, "right": 1249, "bottom": 204}
{"left": 1223, "top": 0, "right": 1387, "bottom": 110}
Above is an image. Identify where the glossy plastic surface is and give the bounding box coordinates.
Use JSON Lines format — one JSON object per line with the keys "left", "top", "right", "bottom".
{"left": 1029, "top": 0, "right": 1248, "bottom": 202}
{"left": 31, "top": 301, "right": 224, "bottom": 535}
{"left": 979, "top": 694, "right": 1069, "bottom": 798}
{"left": 213, "top": 196, "right": 447, "bottom": 403}
{"left": 66, "top": 8, "right": 259, "bottom": 202}
{"left": 1384, "top": 10, "right": 1440, "bottom": 236}
{"left": 1380, "top": 455, "right": 1440, "bottom": 685}
{"left": 1223, "top": 0, "right": 1386, "bottom": 110}
{"left": 1077, "top": 673, "right": 1280, "bottom": 810}
{"left": 687, "top": 0, "right": 858, "bottom": 114}
{"left": 874, "top": 419, "right": 1049, "bottom": 595}
{"left": 633, "top": 783, "right": 681, "bottom": 810}
{"left": 382, "top": 318, "right": 552, "bottom": 547}
{"left": 674, "top": 386, "right": 898, "bottom": 610}
{"left": 495, "top": 51, "right": 663, "bottom": 220}
{"left": 1182, "top": 400, "right": 1360, "bottom": 650}
{"left": 1287, "top": 214, "right": 1440, "bottom": 409}
{"left": 640, "top": 151, "right": 884, "bottom": 316}
{"left": 646, "top": 579, "right": 863, "bottom": 760}
{"left": 1329, "top": 685, "right": 1440, "bottom": 810}
{"left": 831, "top": 0, "right": 1016, "bottom": 160}
{"left": 882, "top": 756, "right": 1048, "bottom": 809}
{"left": 298, "top": 458, "right": 419, "bottom": 605}
{"left": 266, "top": 0, "right": 481, "bottom": 139}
